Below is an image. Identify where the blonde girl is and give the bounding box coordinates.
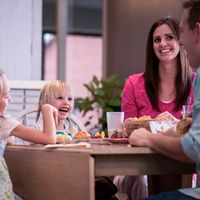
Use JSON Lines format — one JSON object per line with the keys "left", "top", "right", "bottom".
{"left": 36, "top": 81, "right": 79, "bottom": 137}
{"left": 0, "top": 69, "right": 57, "bottom": 199}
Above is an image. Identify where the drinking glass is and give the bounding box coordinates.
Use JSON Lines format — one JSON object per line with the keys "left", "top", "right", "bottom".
{"left": 106, "top": 112, "right": 124, "bottom": 138}
{"left": 181, "top": 105, "right": 193, "bottom": 118}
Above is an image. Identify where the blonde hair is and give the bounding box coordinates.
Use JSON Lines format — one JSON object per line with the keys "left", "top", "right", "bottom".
{"left": 0, "top": 70, "right": 6, "bottom": 118}
{"left": 0, "top": 69, "right": 5, "bottom": 97}
{"left": 36, "top": 81, "right": 73, "bottom": 121}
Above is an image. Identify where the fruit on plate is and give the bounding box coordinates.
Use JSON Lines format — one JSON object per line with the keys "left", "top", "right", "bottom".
{"left": 94, "top": 131, "right": 105, "bottom": 138}
{"left": 74, "top": 131, "right": 91, "bottom": 139}
{"left": 56, "top": 134, "right": 72, "bottom": 143}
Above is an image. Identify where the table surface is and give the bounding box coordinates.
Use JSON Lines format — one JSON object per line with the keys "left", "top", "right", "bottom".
{"left": 5, "top": 143, "right": 156, "bottom": 153}
{"left": 4, "top": 144, "right": 196, "bottom": 200}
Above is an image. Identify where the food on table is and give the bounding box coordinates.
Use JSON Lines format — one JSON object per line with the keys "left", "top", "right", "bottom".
{"left": 94, "top": 131, "right": 105, "bottom": 138}
{"left": 109, "top": 128, "right": 127, "bottom": 138}
{"left": 56, "top": 134, "right": 72, "bottom": 143}
{"left": 125, "top": 116, "right": 151, "bottom": 136}
{"left": 126, "top": 115, "right": 151, "bottom": 122}
{"left": 74, "top": 131, "right": 91, "bottom": 139}
{"left": 149, "top": 120, "right": 177, "bottom": 134}
{"left": 154, "top": 115, "right": 171, "bottom": 121}
{"left": 135, "top": 115, "right": 152, "bottom": 121}
{"left": 100, "top": 131, "right": 105, "bottom": 138}
{"left": 95, "top": 132, "right": 101, "bottom": 137}
{"left": 176, "top": 117, "right": 192, "bottom": 135}
{"left": 125, "top": 115, "right": 176, "bottom": 136}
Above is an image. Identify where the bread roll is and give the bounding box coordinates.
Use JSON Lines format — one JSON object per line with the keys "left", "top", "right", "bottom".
{"left": 125, "top": 116, "right": 151, "bottom": 136}
{"left": 176, "top": 117, "right": 192, "bottom": 135}
{"left": 74, "top": 131, "right": 91, "bottom": 139}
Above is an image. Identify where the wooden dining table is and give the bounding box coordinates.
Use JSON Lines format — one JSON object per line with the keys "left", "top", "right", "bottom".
{"left": 4, "top": 143, "right": 195, "bottom": 200}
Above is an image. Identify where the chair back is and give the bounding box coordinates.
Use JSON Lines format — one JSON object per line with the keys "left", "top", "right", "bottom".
{"left": 15, "top": 105, "right": 39, "bottom": 127}
{"left": 13, "top": 105, "right": 87, "bottom": 145}
{"left": 15, "top": 105, "right": 87, "bottom": 131}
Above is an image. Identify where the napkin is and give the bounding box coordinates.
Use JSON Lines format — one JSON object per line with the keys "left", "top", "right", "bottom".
{"left": 44, "top": 142, "right": 91, "bottom": 149}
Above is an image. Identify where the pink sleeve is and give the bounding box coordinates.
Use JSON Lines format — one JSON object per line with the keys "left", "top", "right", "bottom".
{"left": 122, "top": 77, "right": 139, "bottom": 120}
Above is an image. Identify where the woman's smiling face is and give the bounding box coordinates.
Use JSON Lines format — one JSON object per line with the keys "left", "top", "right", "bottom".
{"left": 153, "top": 24, "right": 180, "bottom": 63}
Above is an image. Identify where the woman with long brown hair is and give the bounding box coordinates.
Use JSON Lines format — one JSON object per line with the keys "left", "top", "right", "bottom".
{"left": 114, "top": 16, "right": 195, "bottom": 200}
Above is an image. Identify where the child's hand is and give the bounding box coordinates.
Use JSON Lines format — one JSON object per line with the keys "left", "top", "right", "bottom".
{"left": 41, "top": 104, "right": 58, "bottom": 125}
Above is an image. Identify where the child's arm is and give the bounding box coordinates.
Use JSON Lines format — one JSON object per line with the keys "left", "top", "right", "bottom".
{"left": 11, "top": 104, "right": 58, "bottom": 144}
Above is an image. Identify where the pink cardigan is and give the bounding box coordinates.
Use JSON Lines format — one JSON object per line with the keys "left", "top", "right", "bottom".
{"left": 122, "top": 73, "right": 195, "bottom": 120}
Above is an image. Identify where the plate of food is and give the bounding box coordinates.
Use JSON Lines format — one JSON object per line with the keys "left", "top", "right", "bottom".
{"left": 149, "top": 120, "right": 177, "bottom": 134}
{"left": 125, "top": 115, "right": 177, "bottom": 135}
{"left": 103, "top": 138, "right": 129, "bottom": 144}
{"left": 44, "top": 142, "right": 91, "bottom": 149}
{"left": 74, "top": 138, "right": 112, "bottom": 145}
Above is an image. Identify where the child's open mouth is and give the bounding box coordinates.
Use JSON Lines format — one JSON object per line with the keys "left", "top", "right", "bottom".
{"left": 59, "top": 107, "right": 69, "bottom": 113}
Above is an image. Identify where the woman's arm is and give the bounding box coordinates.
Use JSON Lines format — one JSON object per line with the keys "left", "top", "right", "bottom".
{"left": 11, "top": 104, "right": 58, "bottom": 144}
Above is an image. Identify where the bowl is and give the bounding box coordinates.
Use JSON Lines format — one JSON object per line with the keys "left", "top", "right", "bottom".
{"left": 149, "top": 120, "right": 177, "bottom": 134}
{"left": 125, "top": 118, "right": 151, "bottom": 136}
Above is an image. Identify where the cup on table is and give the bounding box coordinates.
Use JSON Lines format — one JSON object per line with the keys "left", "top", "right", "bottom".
{"left": 106, "top": 112, "right": 124, "bottom": 138}
{"left": 181, "top": 105, "right": 193, "bottom": 118}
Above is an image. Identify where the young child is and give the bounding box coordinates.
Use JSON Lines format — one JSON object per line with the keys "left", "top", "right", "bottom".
{"left": 0, "top": 70, "right": 58, "bottom": 199}
{"left": 36, "top": 81, "right": 86, "bottom": 139}
{"left": 36, "top": 81, "right": 118, "bottom": 199}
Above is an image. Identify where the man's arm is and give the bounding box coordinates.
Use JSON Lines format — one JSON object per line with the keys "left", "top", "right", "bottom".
{"left": 129, "top": 128, "right": 193, "bottom": 163}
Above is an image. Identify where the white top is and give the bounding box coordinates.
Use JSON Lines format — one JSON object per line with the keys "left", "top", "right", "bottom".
{"left": 0, "top": 115, "right": 20, "bottom": 155}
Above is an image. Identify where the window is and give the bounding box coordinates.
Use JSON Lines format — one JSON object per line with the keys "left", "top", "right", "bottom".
{"left": 42, "top": 0, "right": 102, "bottom": 131}
{"left": 43, "top": 33, "right": 102, "bottom": 98}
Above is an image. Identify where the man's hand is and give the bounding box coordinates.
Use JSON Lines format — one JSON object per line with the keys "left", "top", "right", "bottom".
{"left": 129, "top": 128, "right": 153, "bottom": 147}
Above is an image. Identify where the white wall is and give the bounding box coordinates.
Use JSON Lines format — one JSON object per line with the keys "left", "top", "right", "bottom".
{"left": 0, "top": 0, "right": 42, "bottom": 80}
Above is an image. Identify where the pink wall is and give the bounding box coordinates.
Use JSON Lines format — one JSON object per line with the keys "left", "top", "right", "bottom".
{"left": 44, "top": 35, "right": 102, "bottom": 98}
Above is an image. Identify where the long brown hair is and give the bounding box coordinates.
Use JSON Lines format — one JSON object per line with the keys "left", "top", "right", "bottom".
{"left": 144, "top": 16, "right": 192, "bottom": 111}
